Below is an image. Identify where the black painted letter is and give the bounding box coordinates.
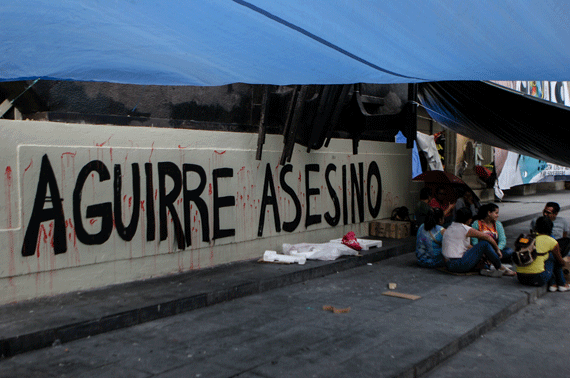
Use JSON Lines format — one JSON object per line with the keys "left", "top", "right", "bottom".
{"left": 280, "top": 164, "right": 301, "bottom": 232}
{"left": 73, "top": 160, "right": 113, "bottom": 245}
{"left": 212, "top": 168, "right": 235, "bottom": 240}
{"left": 158, "top": 162, "right": 185, "bottom": 250}
{"left": 367, "top": 161, "right": 382, "bottom": 218}
{"left": 258, "top": 163, "right": 281, "bottom": 237}
{"left": 114, "top": 163, "right": 140, "bottom": 241}
{"left": 305, "top": 164, "right": 321, "bottom": 227}
{"left": 342, "top": 165, "right": 348, "bottom": 225}
{"left": 351, "top": 163, "right": 365, "bottom": 223}
{"left": 22, "top": 154, "right": 67, "bottom": 256}
{"left": 324, "top": 164, "right": 340, "bottom": 226}
{"left": 145, "top": 163, "right": 156, "bottom": 241}
{"left": 183, "top": 164, "right": 210, "bottom": 245}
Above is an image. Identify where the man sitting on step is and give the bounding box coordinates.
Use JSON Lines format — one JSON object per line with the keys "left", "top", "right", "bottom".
{"left": 530, "top": 202, "right": 570, "bottom": 256}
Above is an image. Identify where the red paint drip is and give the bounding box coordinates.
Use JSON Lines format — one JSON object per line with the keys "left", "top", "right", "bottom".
{"left": 37, "top": 224, "right": 49, "bottom": 258}
{"left": 5, "top": 166, "right": 12, "bottom": 186}
{"left": 24, "top": 159, "right": 33, "bottom": 172}
{"left": 148, "top": 142, "right": 155, "bottom": 162}
{"left": 95, "top": 135, "right": 113, "bottom": 147}
{"left": 5, "top": 166, "right": 16, "bottom": 277}
{"left": 214, "top": 150, "right": 226, "bottom": 155}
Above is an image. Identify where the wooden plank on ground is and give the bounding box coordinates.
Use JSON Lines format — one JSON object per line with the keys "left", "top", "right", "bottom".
{"left": 381, "top": 291, "right": 421, "bottom": 300}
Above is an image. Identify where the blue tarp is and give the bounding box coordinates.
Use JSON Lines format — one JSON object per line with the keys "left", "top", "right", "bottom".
{"left": 395, "top": 131, "right": 423, "bottom": 178}
{"left": 3, "top": 1, "right": 570, "bottom": 86}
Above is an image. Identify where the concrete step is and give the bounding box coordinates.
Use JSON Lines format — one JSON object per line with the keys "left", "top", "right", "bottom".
{"left": 0, "top": 237, "right": 415, "bottom": 359}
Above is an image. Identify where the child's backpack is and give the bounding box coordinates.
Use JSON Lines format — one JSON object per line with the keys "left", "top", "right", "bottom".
{"left": 512, "top": 233, "right": 547, "bottom": 267}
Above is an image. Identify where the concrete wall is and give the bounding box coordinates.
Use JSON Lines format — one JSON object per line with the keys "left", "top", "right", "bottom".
{"left": 0, "top": 120, "right": 412, "bottom": 304}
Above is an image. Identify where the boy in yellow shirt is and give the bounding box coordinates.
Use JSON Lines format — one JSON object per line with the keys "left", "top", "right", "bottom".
{"left": 517, "top": 216, "right": 570, "bottom": 292}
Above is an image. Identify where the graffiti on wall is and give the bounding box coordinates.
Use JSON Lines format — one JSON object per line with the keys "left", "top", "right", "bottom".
{"left": 17, "top": 148, "right": 383, "bottom": 259}
{"left": 0, "top": 121, "right": 413, "bottom": 304}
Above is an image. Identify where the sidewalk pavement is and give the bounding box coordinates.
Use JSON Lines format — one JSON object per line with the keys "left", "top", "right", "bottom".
{"left": 0, "top": 190, "right": 569, "bottom": 376}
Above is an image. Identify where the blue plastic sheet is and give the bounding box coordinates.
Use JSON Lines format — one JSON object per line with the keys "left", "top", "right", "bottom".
{"left": 3, "top": 1, "right": 570, "bottom": 86}
{"left": 395, "top": 131, "right": 423, "bottom": 178}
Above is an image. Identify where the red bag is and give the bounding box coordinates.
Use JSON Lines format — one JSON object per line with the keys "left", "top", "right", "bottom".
{"left": 474, "top": 165, "right": 492, "bottom": 180}
{"left": 342, "top": 231, "right": 362, "bottom": 251}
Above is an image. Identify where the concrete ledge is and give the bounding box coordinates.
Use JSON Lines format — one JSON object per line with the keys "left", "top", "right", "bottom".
{"left": 505, "top": 182, "right": 568, "bottom": 196}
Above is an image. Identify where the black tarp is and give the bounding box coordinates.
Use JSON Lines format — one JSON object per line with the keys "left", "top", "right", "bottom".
{"left": 418, "top": 81, "right": 570, "bottom": 167}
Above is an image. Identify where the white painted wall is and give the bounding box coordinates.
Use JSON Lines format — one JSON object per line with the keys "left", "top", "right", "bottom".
{"left": 0, "top": 120, "right": 412, "bottom": 304}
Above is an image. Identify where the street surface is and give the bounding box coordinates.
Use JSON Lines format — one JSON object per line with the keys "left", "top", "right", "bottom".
{"left": 425, "top": 293, "right": 570, "bottom": 378}
{"left": 0, "top": 251, "right": 555, "bottom": 378}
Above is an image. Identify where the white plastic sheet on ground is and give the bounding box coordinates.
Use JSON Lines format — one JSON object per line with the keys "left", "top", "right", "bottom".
{"left": 282, "top": 242, "right": 359, "bottom": 261}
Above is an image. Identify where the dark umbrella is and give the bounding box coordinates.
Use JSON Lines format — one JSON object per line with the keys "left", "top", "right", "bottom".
{"left": 412, "top": 170, "right": 480, "bottom": 204}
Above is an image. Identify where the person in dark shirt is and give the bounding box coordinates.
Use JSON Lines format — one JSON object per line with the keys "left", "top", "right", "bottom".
{"left": 429, "top": 186, "right": 455, "bottom": 226}
{"left": 415, "top": 187, "right": 433, "bottom": 227}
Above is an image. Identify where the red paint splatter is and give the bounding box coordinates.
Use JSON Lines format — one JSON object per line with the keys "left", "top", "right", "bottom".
{"left": 89, "top": 219, "right": 98, "bottom": 225}
{"left": 37, "top": 224, "right": 49, "bottom": 258}
{"left": 148, "top": 142, "right": 155, "bottom": 162}
{"left": 24, "top": 159, "right": 33, "bottom": 172}
{"left": 48, "top": 222, "right": 55, "bottom": 248}
{"left": 95, "top": 135, "right": 113, "bottom": 147}
{"left": 209, "top": 183, "right": 212, "bottom": 195}
{"left": 214, "top": 150, "right": 226, "bottom": 155}
{"left": 5, "top": 166, "right": 12, "bottom": 185}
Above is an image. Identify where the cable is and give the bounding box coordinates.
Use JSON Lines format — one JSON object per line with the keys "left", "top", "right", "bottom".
{"left": 11, "top": 78, "right": 40, "bottom": 104}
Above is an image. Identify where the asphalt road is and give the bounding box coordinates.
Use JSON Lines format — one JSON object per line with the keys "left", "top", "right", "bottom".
{"left": 424, "top": 292, "right": 570, "bottom": 378}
